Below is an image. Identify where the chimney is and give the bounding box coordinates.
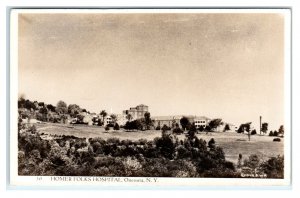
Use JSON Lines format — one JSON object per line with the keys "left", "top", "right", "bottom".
{"left": 259, "top": 116, "right": 262, "bottom": 135}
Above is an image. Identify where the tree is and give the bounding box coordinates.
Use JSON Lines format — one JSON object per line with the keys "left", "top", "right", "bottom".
{"left": 237, "top": 154, "right": 243, "bottom": 168}
{"left": 261, "top": 123, "right": 268, "bottom": 135}
{"left": 56, "top": 101, "right": 68, "bottom": 115}
{"left": 171, "top": 120, "right": 177, "bottom": 129}
{"left": 110, "top": 114, "right": 117, "bottom": 125}
{"left": 208, "top": 119, "right": 223, "bottom": 131}
{"left": 126, "top": 113, "right": 133, "bottom": 122}
{"left": 113, "top": 123, "right": 120, "bottom": 130}
{"left": 100, "top": 110, "right": 107, "bottom": 124}
{"left": 237, "top": 122, "right": 252, "bottom": 141}
{"left": 205, "top": 125, "right": 211, "bottom": 133}
{"left": 18, "top": 96, "right": 26, "bottom": 108}
{"left": 237, "top": 122, "right": 251, "bottom": 133}
{"left": 76, "top": 114, "right": 85, "bottom": 123}
{"left": 269, "top": 131, "right": 274, "bottom": 136}
{"left": 278, "top": 125, "right": 284, "bottom": 136}
{"left": 161, "top": 124, "right": 170, "bottom": 132}
{"left": 124, "top": 120, "right": 143, "bottom": 131}
{"left": 243, "top": 154, "right": 260, "bottom": 173}
{"left": 68, "top": 104, "right": 81, "bottom": 118}
{"left": 251, "top": 129, "right": 257, "bottom": 135}
{"left": 144, "top": 112, "right": 152, "bottom": 130}
{"left": 224, "top": 124, "right": 230, "bottom": 132}
{"left": 208, "top": 138, "right": 216, "bottom": 150}
{"left": 24, "top": 99, "right": 36, "bottom": 111}
{"left": 260, "top": 155, "right": 284, "bottom": 178}
{"left": 180, "top": 117, "right": 190, "bottom": 131}
{"left": 198, "top": 125, "right": 205, "bottom": 132}
{"left": 39, "top": 107, "right": 48, "bottom": 121}
{"left": 46, "top": 104, "right": 56, "bottom": 112}
{"left": 187, "top": 124, "right": 197, "bottom": 139}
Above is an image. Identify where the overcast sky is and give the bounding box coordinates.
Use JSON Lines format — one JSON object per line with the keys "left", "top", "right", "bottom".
{"left": 18, "top": 13, "right": 285, "bottom": 130}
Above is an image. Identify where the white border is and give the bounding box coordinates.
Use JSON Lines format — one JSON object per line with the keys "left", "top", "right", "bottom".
{"left": 9, "top": 8, "right": 291, "bottom": 188}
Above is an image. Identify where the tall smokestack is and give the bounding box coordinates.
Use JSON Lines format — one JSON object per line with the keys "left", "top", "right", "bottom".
{"left": 259, "top": 116, "right": 262, "bottom": 135}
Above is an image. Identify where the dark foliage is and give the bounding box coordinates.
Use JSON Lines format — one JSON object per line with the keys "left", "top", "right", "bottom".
{"left": 180, "top": 117, "right": 190, "bottom": 131}
{"left": 113, "top": 123, "right": 120, "bottom": 130}
{"left": 269, "top": 131, "right": 274, "bottom": 136}
{"left": 251, "top": 129, "right": 257, "bottom": 135}
{"left": 224, "top": 124, "right": 230, "bottom": 132}
{"left": 260, "top": 155, "right": 284, "bottom": 178}
{"left": 173, "top": 127, "right": 183, "bottom": 134}
{"left": 18, "top": 118, "right": 283, "bottom": 178}
{"left": 273, "top": 138, "right": 281, "bottom": 142}
{"left": 237, "top": 122, "right": 251, "bottom": 133}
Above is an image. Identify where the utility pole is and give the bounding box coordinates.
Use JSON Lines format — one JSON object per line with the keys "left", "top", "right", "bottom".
{"left": 259, "top": 116, "right": 262, "bottom": 135}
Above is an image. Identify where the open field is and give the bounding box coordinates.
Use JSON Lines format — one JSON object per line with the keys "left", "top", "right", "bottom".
{"left": 35, "top": 123, "right": 284, "bottom": 163}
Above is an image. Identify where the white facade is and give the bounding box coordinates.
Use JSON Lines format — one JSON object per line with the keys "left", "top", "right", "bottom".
{"left": 194, "top": 116, "right": 210, "bottom": 129}
{"left": 104, "top": 116, "right": 112, "bottom": 125}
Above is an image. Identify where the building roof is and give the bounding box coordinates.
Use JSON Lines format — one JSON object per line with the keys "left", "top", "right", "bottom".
{"left": 152, "top": 116, "right": 182, "bottom": 121}
{"left": 137, "top": 104, "right": 148, "bottom": 107}
{"left": 194, "top": 116, "right": 211, "bottom": 120}
{"left": 152, "top": 115, "right": 211, "bottom": 121}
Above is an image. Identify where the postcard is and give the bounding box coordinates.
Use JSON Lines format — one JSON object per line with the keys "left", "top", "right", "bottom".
{"left": 9, "top": 8, "right": 291, "bottom": 188}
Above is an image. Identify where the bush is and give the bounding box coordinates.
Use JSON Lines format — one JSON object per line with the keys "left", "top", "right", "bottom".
{"left": 176, "top": 145, "right": 191, "bottom": 159}
{"left": 273, "top": 138, "right": 281, "bottom": 142}
{"left": 269, "top": 131, "right": 274, "bottom": 136}
{"left": 187, "top": 125, "right": 197, "bottom": 138}
{"left": 224, "top": 124, "right": 230, "bottom": 132}
{"left": 113, "top": 123, "right": 120, "bottom": 130}
{"left": 198, "top": 125, "right": 205, "bottom": 132}
{"left": 161, "top": 124, "right": 171, "bottom": 132}
{"left": 251, "top": 129, "right": 257, "bottom": 135}
{"left": 155, "top": 125, "right": 161, "bottom": 130}
{"left": 173, "top": 127, "right": 183, "bottom": 134}
{"left": 105, "top": 125, "right": 110, "bottom": 131}
{"left": 107, "top": 123, "right": 114, "bottom": 128}
{"left": 154, "top": 134, "right": 177, "bottom": 159}
{"left": 208, "top": 138, "right": 216, "bottom": 149}
{"left": 273, "top": 130, "right": 279, "bottom": 136}
{"left": 260, "top": 155, "right": 284, "bottom": 178}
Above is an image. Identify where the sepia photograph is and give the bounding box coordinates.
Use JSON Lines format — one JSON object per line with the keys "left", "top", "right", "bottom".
{"left": 9, "top": 9, "right": 291, "bottom": 187}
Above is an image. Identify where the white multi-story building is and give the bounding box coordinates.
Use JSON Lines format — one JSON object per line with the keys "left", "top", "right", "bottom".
{"left": 194, "top": 117, "right": 210, "bottom": 129}
{"left": 104, "top": 115, "right": 113, "bottom": 125}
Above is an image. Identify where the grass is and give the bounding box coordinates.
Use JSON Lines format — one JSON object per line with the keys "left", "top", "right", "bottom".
{"left": 36, "top": 123, "right": 284, "bottom": 163}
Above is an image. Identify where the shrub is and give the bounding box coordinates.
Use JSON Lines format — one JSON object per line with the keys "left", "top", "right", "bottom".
{"left": 208, "top": 138, "right": 216, "bottom": 149}
{"left": 173, "top": 127, "right": 183, "bottom": 134}
{"left": 269, "top": 131, "right": 274, "bottom": 136}
{"left": 154, "top": 134, "right": 177, "bottom": 159}
{"left": 187, "top": 125, "right": 197, "bottom": 139}
{"left": 155, "top": 125, "right": 161, "bottom": 130}
{"left": 161, "top": 124, "right": 171, "bottom": 132}
{"left": 224, "top": 124, "right": 230, "bottom": 132}
{"left": 113, "top": 123, "right": 120, "bottom": 130}
{"left": 176, "top": 145, "right": 191, "bottom": 159}
{"left": 137, "top": 139, "right": 147, "bottom": 145}
{"left": 107, "top": 138, "right": 120, "bottom": 145}
{"left": 105, "top": 125, "right": 110, "bottom": 131}
{"left": 251, "top": 129, "right": 257, "bottom": 135}
{"left": 273, "top": 138, "right": 281, "bottom": 142}
{"left": 243, "top": 154, "right": 260, "bottom": 170}
{"left": 273, "top": 130, "right": 279, "bottom": 136}
{"left": 198, "top": 125, "right": 205, "bottom": 132}
{"left": 260, "top": 155, "right": 284, "bottom": 178}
